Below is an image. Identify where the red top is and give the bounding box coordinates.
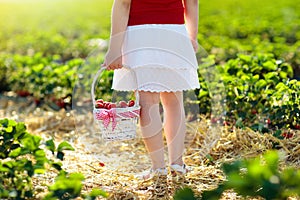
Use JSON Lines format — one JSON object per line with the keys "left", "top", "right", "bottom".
{"left": 128, "top": 0, "right": 185, "bottom": 26}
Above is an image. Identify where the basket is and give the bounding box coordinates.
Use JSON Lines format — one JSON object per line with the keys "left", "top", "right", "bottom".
{"left": 91, "top": 67, "right": 140, "bottom": 141}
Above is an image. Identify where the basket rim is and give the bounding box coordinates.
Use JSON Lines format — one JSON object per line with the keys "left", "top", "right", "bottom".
{"left": 94, "top": 105, "right": 140, "bottom": 112}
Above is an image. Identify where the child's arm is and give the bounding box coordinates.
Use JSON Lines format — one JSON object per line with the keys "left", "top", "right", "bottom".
{"left": 103, "top": 0, "right": 131, "bottom": 70}
{"left": 183, "top": 0, "right": 199, "bottom": 52}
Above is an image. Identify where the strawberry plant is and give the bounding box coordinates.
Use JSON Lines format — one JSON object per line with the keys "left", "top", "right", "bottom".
{"left": 201, "top": 150, "right": 300, "bottom": 199}
{"left": 198, "top": 0, "right": 300, "bottom": 79}
{"left": 2, "top": 53, "right": 85, "bottom": 108}
{"left": 267, "top": 80, "right": 300, "bottom": 130}
{"left": 44, "top": 171, "right": 108, "bottom": 200}
{"left": 198, "top": 53, "right": 300, "bottom": 134}
{"left": 0, "top": 119, "right": 61, "bottom": 198}
{"left": 174, "top": 151, "right": 300, "bottom": 200}
{"left": 0, "top": 118, "right": 107, "bottom": 199}
{"left": 0, "top": 118, "right": 73, "bottom": 198}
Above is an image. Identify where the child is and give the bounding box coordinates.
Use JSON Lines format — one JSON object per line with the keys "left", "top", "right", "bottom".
{"left": 102, "top": 0, "right": 199, "bottom": 179}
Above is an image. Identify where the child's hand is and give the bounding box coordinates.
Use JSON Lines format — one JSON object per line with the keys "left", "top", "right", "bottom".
{"left": 190, "top": 39, "right": 199, "bottom": 53}
{"left": 102, "top": 51, "right": 123, "bottom": 70}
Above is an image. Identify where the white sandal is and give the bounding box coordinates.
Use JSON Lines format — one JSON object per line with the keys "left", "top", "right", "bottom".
{"left": 169, "top": 164, "right": 191, "bottom": 175}
{"left": 136, "top": 167, "right": 168, "bottom": 180}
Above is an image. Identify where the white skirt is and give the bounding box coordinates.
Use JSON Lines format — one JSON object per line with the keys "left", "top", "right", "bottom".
{"left": 112, "top": 24, "right": 200, "bottom": 92}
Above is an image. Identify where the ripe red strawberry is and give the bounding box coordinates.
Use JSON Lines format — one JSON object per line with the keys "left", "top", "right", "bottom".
{"left": 102, "top": 102, "right": 107, "bottom": 109}
{"left": 99, "top": 162, "right": 105, "bottom": 167}
{"left": 119, "top": 101, "right": 128, "bottom": 108}
{"left": 128, "top": 100, "right": 135, "bottom": 107}
{"left": 211, "top": 117, "right": 218, "bottom": 124}
{"left": 95, "top": 102, "right": 104, "bottom": 109}
{"left": 103, "top": 102, "right": 108, "bottom": 109}
{"left": 294, "top": 124, "right": 300, "bottom": 130}
{"left": 56, "top": 99, "right": 65, "bottom": 108}
{"left": 34, "top": 98, "right": 41, "bottom": 105}
{"left": 282, "top": 132, "right": 293, "bottom": 139}
{"left": 251, "top": 109, "right": 257, "bottom": 115}
{"left": 96, "top": 99, "right": 104, "bottom": 104}
{"left": 17, "top": 90, "right": 30, "bottom": 97}
{"left": 110, "top": 103, "right": 117, "bottom": 108}
{"left": 266, "top": 118, "right": 271, "bottom": 124}
{"left": 106, "top": 103, "right": 112, "bottom": 110}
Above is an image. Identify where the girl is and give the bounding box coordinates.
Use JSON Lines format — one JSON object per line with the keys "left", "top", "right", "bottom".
{"left": 102, "top": 0, "right": 199, "bottom": 180}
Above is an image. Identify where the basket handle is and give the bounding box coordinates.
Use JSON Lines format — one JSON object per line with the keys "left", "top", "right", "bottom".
{"left": 91, "top": 66, "right": 140, "bottom": 108}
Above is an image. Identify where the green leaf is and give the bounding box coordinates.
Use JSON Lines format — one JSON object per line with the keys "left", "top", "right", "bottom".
{"left": 47, "top": 172, "right": 84, "bottom": 199}
{"left": 0, "top": 118, "right": 9, "bottom": 128}
{"left": 23, "top": 160, "right": 35, "bottom": 177}
{"left": 87, "top": 188, "right": 108, "bottom": 199}
{"left": 273, "top": 130, "right": 283, "bottom": 139}
{"left": 51, "top": 162, "right": 63, "bottom": 171}
{"left": 57, "top": 151, "right": 64, "bottom": 161}
{"left": 255, "top": 79, "right": 267, "bottom": 89}
{"left": 279, "top": 63, "right": 293, "bottom": 78}
{"left": 34, "top": 168, "right": 46, "bottom": 174}
{"left": 263, "top": 151, "right": 279, "bottom": 172}
{"left": 201, "top": 184, "right": 225, "bottom": 200}
{"left": 45, "top": 139, "right": 56, "bottom": 154}
{"left": 57, "top": 141, "right": 74, "bottom": 152}
{"left": 69, "top": 173, "right": 85, "bottom": 181}
{"left": 16, "top": 122, "right": 26, "bottom": 133}
{"left": 21, "top": 134, "right": 41, "bottom": 151}
{"left": 198, "top": 90, "right": 209, "bottom": 99}
{"left": 264, "top": 72, "right": 275, "bottom": 80}
{"left": 0, "top": 164, "right": 10, "bottom": 172}
{"left": 8, "top": 147, "right": 22, "bottom": 158}
{"left": 223, "top": 160, "right": 243, "bottom": 174}
{"left": 7, "top": 119, "right": 17, "bottom": 127}
{"left": 262, "top": 60, "right": 277, "bottom": 71}
{"left": 279, "top": 71, "right": 288, "bottom": 79}
{"left": 235, "top": 118, "right": 244, "bottom": 128}
{"left": 173, "top": 187, "right": 197, "bottom": 200}
{"left": 34, "top": 149, "right": 46, "bottom": 158}
{"left": 5, "top": 126, "right": 13, "bottom": 133}
{"left": 15, "top": 123, "right": 27, "bottom": 138}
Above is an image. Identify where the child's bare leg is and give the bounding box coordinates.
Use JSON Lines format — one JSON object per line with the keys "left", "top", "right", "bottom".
{"left": 161, "top": 91, "right": 186, "bottom": 166}
{"left": 139, "top": 91, "right": 165, "bottom": 170}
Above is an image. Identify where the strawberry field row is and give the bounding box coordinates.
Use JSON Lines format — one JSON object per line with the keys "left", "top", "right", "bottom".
{"left": 1, "top": 0, "right": 299, "bottom": 78}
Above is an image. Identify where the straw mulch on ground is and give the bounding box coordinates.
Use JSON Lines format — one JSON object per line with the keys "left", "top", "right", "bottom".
{"left": 1, "top": 95, "right": 299, "bottom": 199}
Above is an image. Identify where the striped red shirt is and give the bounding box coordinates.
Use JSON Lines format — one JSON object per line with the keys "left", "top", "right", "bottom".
{"left": 128, "top": 0, "right": 185, "bottom": 26}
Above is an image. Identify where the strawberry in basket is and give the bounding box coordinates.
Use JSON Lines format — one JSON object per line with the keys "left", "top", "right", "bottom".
{"left": 95, "top": 99, "right": 136, "bottom": 109}
{"left": 119, "top": 101, "right": 128, "bottom": 108}
{"left": 95, "top": 99, "right": 114, "bottom": 109}
{"left": 128, "top": 100, "right": 135, "bottom": 107}
{"left": 118, "top": 100, "right": 135, "bottom": 108}
{"left": 94, "top": 97, "right": 139, "bottom": 139}
{"left": 95, "top": 99, "right": 104, "bottom": 108}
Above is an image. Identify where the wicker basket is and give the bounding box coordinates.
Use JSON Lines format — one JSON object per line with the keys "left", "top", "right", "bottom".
{"left": 91, "top": 67, "right": 140, "bottom": 141}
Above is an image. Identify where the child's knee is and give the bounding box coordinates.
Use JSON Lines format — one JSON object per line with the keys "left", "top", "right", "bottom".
{"left": 138, "top": 91, "right": 160, "bottom": 105}
{"left": 161, "top": 92, "right": 183, "bottom": 107}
